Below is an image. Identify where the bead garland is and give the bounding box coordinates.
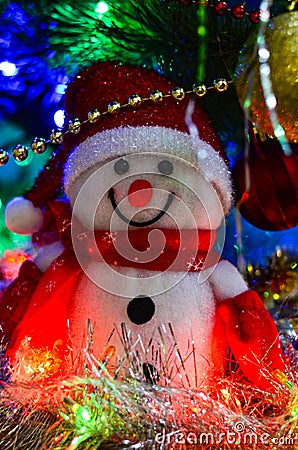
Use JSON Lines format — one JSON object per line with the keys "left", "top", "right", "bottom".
{"left": 0, "top": 78, "right": 232, "bottom": 167}
{"left": 175, "top": 1, "right": 261, "bottom": 23}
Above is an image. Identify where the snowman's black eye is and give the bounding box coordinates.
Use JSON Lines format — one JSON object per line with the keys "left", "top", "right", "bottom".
{"left": 114, "top": 158, "right": 129, "bottom": 175}
{"left": 158, "top": 160, "right": 173, "bottom": 175}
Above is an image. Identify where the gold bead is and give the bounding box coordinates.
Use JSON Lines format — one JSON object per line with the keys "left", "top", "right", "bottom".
{"left": 193, "top": 83, "right": 207, "bottom": 97}
{"left": 171, "top": 87, "right": 185, "bottom": 100}
{"left": 13, "top": 145, "right": 29, "bottom": 162}
{"left": 128, "top": 94, "right": 142, "bottom": 108}
{"left": 31, "top": 137, "right": 47, "bottom": 154}
{"left": 108, "top": 100, "right": 121, "bottom": 114}
{"left": 88, "top": 109, "right": 101, "bottom": 123}
{"left": 214, "top": 78, "right": 229, "bottom": 92}
{"left": 0, "top": 149, "right": 9, "bottom": 166}
{"left": 69, "top": 118, "right": 81, "bottom": 134}
{"left": 50, "top": 129, "right": 64, "bottom": 144}
{"left": 150, "top": 90, "right": 163, "bottom": 102}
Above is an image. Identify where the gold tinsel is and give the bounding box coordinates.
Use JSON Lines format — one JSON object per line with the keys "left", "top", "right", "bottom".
{"left": 235, "top": 11, "right": 298, "bottom": 143}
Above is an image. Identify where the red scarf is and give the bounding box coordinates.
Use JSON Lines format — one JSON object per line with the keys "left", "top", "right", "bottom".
{"left": 5, "top": 227, "right": 219, "bottom": 356}
{"left": 74, "top": 227, "right": 219, "bottom": 272}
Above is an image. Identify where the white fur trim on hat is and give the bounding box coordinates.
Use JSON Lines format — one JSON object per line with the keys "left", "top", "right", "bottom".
{"left": 64, "top": 126, "right": 232, "bottom": 213}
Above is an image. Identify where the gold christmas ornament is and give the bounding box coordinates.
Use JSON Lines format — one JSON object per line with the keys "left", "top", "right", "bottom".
{"left": 150, "top": 89, "right": 163, "bottom": 102}
{"left": 31, "top": 137, "right": 47, "bottom": 154}
{"left": 128, "top": 94, "right": 142, "bottom": 108}
{"left": 171, "top": 87, "right": 185, "bottom": 100}
{"left": 12, "top": 145, "right": 29, "bottom": 162}
{"left": 108, "top": 100, "right": 121, "bottom": 114}
{"left": 235, "top": 11, "right": 298, "bottom": 143}
{"left": 50, "top": 129, "right": 64, "bottom": 144}
{"left": 88, "top": 108, "right": 101, "bottom": 123}
{"left": 193, "top": 83, "right": 207, "bottom": 97}
{"left": 0, "top": 149, "right": 9, "bottom": 166}
{"left": 69, "top": 118, "right": 81, "bottom": 134}
{"left": 214, "top": 78, "right": 229, "bottom": 93}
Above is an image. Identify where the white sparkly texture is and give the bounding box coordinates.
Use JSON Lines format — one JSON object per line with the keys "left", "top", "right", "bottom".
{"left": 5, "top": 197, "right": 44, "bottom": 235}
{"left": 64, "top": 126, "right": 232, "bottom": 213}
{"left": 69, "top": 266, "right": 216, "bottom": 388}
{"left": 103, "top": 231, "right": 117, "bottom": 244}
{"left": 197, "top": 148, "right": 207, "bottom": 159}
{"left": 45, "top": 280, "right": 56, "bottom": 293}
{"left": 209, "top": 260, "right": 248, "bottom": 301}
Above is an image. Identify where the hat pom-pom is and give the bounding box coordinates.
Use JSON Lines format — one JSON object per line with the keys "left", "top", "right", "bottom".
{"left": 5, "top": 197, "right": 44, "bottom": 235}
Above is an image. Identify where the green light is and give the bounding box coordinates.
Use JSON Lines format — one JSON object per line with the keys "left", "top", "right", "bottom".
{"left": 244, "top": 98, "right": 251, "bottom": 109}
{"left": 274, "top": 125, "right": 285, "bottom": 139}
{"left": 197, "top": 25, "right": 206, "bottom": 37}
{"left": 95, "top": 2, "right": 109, "bottom": 14}
{"left": 196, "top": 2, "right": 207, "bottom": 83}
{"left": 257, "top": 35, "right": 265, "bottom": 46}
{"left": 80, "top": 408, "right": 92, "bottom": 422}
{"left": 284, "top": 379, "right": 293, "bottom": 389}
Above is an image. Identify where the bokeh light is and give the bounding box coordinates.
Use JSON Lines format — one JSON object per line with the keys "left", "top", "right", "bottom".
{"left": 95, "top": 2, "right": 109, "bottom": 14}
{"left": 0, "top": 61, "right": 18, "bottom": 77}
{"left": 54, "top": 109, "right": 65, "bottom": 128}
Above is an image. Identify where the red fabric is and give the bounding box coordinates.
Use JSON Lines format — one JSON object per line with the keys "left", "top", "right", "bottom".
{"left": 7, "top": 250, "right": 81, "bottom": 360}
{"left": 0, "top": 261, "right": 42, "bottom": 341}
{"left": 217, "top": 290, "right": 285, "bottom": 390}
{"left": 75, "top": 228, "right": 219, "bottom": 272}
{"left": 64, "top": 62, "right": 225, "bottom": 158}
{"left": 30, "top": 199, "right": 72, "bottom": 245}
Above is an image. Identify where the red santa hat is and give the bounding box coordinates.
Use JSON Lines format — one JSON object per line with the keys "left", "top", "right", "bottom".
{"left": 5, "top": 62, "right": 232, "bottom": 234}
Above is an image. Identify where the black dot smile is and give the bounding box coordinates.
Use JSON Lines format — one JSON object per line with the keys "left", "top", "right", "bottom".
{"left": 108, "top": 188, "right": 174, "bottom": 227}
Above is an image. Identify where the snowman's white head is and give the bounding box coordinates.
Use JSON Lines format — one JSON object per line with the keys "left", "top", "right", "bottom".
{"left": 65, "top": 126, "right": 231, "bottom": 233}
{"left": 56, "top": 62, "right": 233, "bottom": 238}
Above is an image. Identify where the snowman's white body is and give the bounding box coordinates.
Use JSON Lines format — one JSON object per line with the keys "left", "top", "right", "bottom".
{"left": 69, "top": 260, "right": 247, "bottom": 388}
{"left": 61, "top": 127, "right": 248, "bottom": 388}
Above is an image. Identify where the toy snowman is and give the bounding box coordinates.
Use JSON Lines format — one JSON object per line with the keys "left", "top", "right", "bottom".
{"left": 2, "top": 62, "right": 284, "bottom": 389}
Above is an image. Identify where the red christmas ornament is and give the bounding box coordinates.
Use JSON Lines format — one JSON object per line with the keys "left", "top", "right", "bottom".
{"left": 249, "top": 10, "right": 261, "bottom": 24}
{"left": 232, "top": 127, "right": 298, "bottom": 231}
{"left": 214, "top": 1, "right": 228, "bottom": 15}
{"left": 231, "top": 4, "right": 246, "bottom": 19}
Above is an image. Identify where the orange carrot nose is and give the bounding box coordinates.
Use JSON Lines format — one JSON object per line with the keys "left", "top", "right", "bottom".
{"left": 128, "top": 179, "right": 152, "bottom": 207}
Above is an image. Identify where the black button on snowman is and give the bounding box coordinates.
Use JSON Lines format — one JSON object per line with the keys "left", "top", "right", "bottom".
{"left": 127, "top": 295, "right": 155, "bottom": 325}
